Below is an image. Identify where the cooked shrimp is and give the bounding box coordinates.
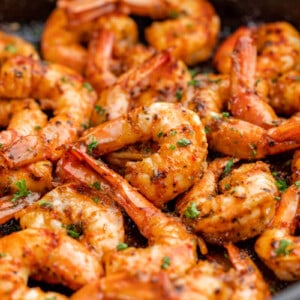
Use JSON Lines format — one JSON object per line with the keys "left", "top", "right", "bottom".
{"left": 90, "top": 50, "right": 191, "bottom": 124}
{"left": 69, "top": 147, "right": 201, "bottom": 277}
{"left": 71, "top": 272, "right": 175, "bottom": 300}
{"left": 0, "top": 55, "right": 96, "bottom": 168}
{"left": 206, "top": 115, "right": 300, "bottom": 159}
{"left": 176, "top": 158, "right": 278, "bottom": 244}
{"left": 42, "top": 8, "right": 139, "bottom": 78}
{"left": 214, "top": 22, "right": 300, "bottom": 78}
{"left": 79, "top": 102, "right": 208, "bottom": 207}
{"left": 229, "top": 34, "right": 280, "bottom": 129}
{"left": 255, "top": 184, "right": 300, "bottom": 281}
{"left": 58, "top": 0, "right": 220, "bottom": 66}
{"left": 0, "top": 31, "right": 39, "bottom": 64}
{"left": 0, "top": 228, "right": 102, "bottom": 291}
{"left": 0, "top": 98, "right": 47, "bottom": 148}
{"left": 268, "top": 70, "right": 300, "bottom": 116}
{"left": 0, "top": 254, "right": 68, "bottom": 300}
{"left": 16, "top": 183, "right": 124, "bottom": 261}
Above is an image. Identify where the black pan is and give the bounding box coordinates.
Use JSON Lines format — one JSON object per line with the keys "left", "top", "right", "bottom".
{"left": 0, "top": 0, "right": 299, "bottom": 299}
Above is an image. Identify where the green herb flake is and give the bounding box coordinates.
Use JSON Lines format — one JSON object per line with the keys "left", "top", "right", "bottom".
{"left": 184, "top": 202, "right": 200, "bottom": 219}
{"left": 81, "top": 122, "right": 92, "bottom": 130}
{"left": 274, "top": 196, "right": 281, "bottom": 202}
{"left": 34, "top": 125, "right": 41, "bottom": 131}
{"left": 221, "top": 112, "right": 230, "bottom": 119}
{"left": 224, "top": 183, "right": 231, "bottom": 190}
{"left": 157, "top": 131, "right": 164, "bottom": 138}
{"left": 204, "top": 126, "right": 210, "bottom": 134}
{"left": 169, "top": 144, "right": 176, "bottom": 150}
{"left": 175, "top": 89, "right": 183, "bottom": 101}
{"left": 176, "top": 138, "right": 192, "bottom": 147}
{"left": 44, "top": 296, "right": 57, "bottom": 300}
{"left": 274, "top": 239, "right": 293, "bottom": 256}
{"left": 116, "top": 242, "right": 128, "bottom": 251}
{"left": 275, "top": 179, "right": 288, "bottom": 192}
{"left": 223, "top": 158, "right": 234, "bottom": 176}
{"left": 0, "top": 253, "right": 7, "bottom": 258}
{"left": 63, "top": 223, "right": 83, "bottom": 239}
{"left": 87, "top": 136, "right": 98, "bottom": 155}
{"left": 4, "top": 44, "right": 17, "bottom": 54}
{"left": 83, "top": 82, "right": 93, "bottom": 92}
{"left": 39, "top": 200, "right": 53, "bottom": 208}
{"left": 92, "top": 182, "right": 101, "bottom": 190}
{"left": 95, "top": 105, "right": 106, "bottom": 115}
{"left": 11, "top": 179, "right": 30, "bottom": 202}
{"left": 92, "top": 197, "right": 99, "bottom": 204}
{"left": 187, "top": 79, "right": 200, "bottom": 87}
{"left": 61, "top": 76, "right": 69, "bottom": 84}
{"left": 161, "top": 256, "right": 171, "bottom": 269}
{"left": 188, "top": 68, "right": 199, "bottom": 78}
{"left": 170, "top": 130, "right": 177, "bottom": 136}
{"left": 208, "top": 78, "right": 222, "bottom": 84}
{"left": 169, "top": 10, "right": 180, "bottom": 18}
{"left": 255, "top": 78, "right": 261, "bottom": 86}
{"left": 0, "top": 142, "right": 2, "bottom": 148}
{"left": 294, "top": 181, "right": 300, "bottom": 188}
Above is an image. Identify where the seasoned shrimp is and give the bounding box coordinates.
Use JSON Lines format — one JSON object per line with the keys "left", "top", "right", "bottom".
{"left": 71, "top": 272, "right": 175, "bottom": 300}
{"left": 90, "top": 50, "right": 191, "bottom": 124}
{"left": 17, "top": 183, "right": 124, "bottom": 261}
{"left": 229, "top": 34, "right": 280, "bottom": 129}
{"left": 0, "top": 31, "right": 39, "bottom": 64}
{"left": 79, "top": 102, "right": 208, "bottom": 207}
{"left": 0, "top": 228, "right": 102, "bottom": 291}
{"left": 0, "top": 254, "right": 68, "bottom": 300}
{"left": 176, "top": 158, "right": 278, "bottom": 244}
{"left": 255, "top": 184, "right": 300, "bottom": 281}
{"left": 0, "top": 98, "right": 47, "bottom": 148}
{"left": 69, "top": 147, "right": 201, "bottom": 277}
{"left": 58, "top": 0, "right": 220, "bottom": 65}
{"left": 206, "top": 115, "right": 300, "bottom": 159}
{"left": 0, "top": 55, "right": 96, "bottom": 168}
{"left": 214, "top": 22, "right": 300, "bottom": 78}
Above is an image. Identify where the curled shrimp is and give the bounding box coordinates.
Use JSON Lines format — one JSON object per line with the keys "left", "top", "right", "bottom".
{"left": 0, "top": 98, "right": 47, "bottom": 148}
{"left": 16, "top": 183, "right": 124, "bottom": 261}
{"left": 69, "top": 147, "right": 202, "bottom": 277}
{"left": 0, "top": 31, "right": 39, "bottom": 64}
{"left": 0, "top": 55, "right": 96, "bottom": 168}
{"left": 229, "top": 34, "right": 280, "bottom": 129}
{"left": 214, "top": 22, "right": 300, "bottom": 78}
{"left": 79, "top": 102, "right": 208, "bottom": 207}
{"left": 255, "top": 184, "right": 300, "bottom": 281}
{"left": 0, "top": 228, "right": 102, "bottom": 292}
{"left": 176, "top": 158, "right": 278, "bottom": 244}
{"left": 90, "top": 50, "right": 191, "bottom": 124}
{"left": 58, "top": 0, "right": 220, "bottom": 66}
{"left": 206, "top": 114, "right": 300, "bottom": 159}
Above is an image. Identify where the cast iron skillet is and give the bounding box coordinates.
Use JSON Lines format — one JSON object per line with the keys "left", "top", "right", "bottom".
{"left": 0, "top": 0, "right": 299, "bottom": 299}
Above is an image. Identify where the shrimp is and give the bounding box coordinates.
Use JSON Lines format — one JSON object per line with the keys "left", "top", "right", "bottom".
{"left": 71, "top": 272, "right": 175, "bottom": 300}
{"left": 71, "top": 243, "right": 269, "bottom": 300}
{"left": 16, "top": 183, "right": 125, "bottom": 261}
{"left": 79, "top": 102, "right": 208, "bottom": 207}
{"left": 214, "top": 22, "right": 300, "bottom": 78}
{"left": 0, "top": 55, "right": 96, "bottom": 168}
{"left": 206, "top": 115, "right": 300, "bottom": 159}
{"left": 229, "top": 34, "right": 280, "bottom": 129}
{"left": 0, "top": 31, "right": 39, "bottom": 64}
{"left": 0, "top": 98, "right": 47, "bottom": 148}
{"left": 0, "top": 228, "right": 102, "bottom": 292}
{"left": 176, "top": 158, "right": 278, "bottom": 244}
{"left": 58, "top": 0, "right": 220, "bottom": 66}
{"left": 69, "top": 147, "right": 201, "bottom": 277}
{"left": 90, "top": 50, "right": 191, "bottom": 124}
{"left": 255, "top": 184, "right": 300, "bottom": 281}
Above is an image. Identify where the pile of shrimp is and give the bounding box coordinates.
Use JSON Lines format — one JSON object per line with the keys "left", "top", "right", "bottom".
{"left": 1, "top": 0, "right": 300, "bottom": 298}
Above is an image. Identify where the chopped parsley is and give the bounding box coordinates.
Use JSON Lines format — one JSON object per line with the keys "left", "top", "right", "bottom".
{"left": 187, "top": 79, "right": 200, "bottom": 87}
{"left": 87, "top": 136, "right": 98, "bottom": 154}
{"left": 175, "top": 89, "right": 183, "bottom": 101}
{"left": 176, "top": 138, "right": 192, "bottom": 147}
{"left": 161, "top": 256, "right": 171, "bottom": 269}
{"left": 34, "top": 125, "right": 41, "bottom": 131}
{"left": 188, "top": 68, "right": 200, "bottom": 78}
{"left": 83, "top": 82, "right": 93, "bottom": 92}
{"left": 170, "top": 130, "right": 177, "bottom": 136}
{"left": 63, "top": 222, "right": 83, "bottom": 239}
{"left": 0, "top": 253, "right": 7, "bottom": 258}
{"left": 204, "top": 126, "right": 210, "bottom": 134}
{"left": 223, "top": 158, "right": 234, "bottom": 176}
{"left": 184, "top": 202, "right": 200, "bottom": 219}
{"left": 89, "top": 181, "right": 102, "bottom": 190}
{"left": 169, "top": 10, "right": 180, "bottom": 18}
{"left": 275, "top": 179, "right": 288, "bottom": 192}
{"left": 92, "top": 197, "right": 99, "bottom": 204}
{"left": 39, "top": 200, "right": 53, "bottom": 208}
{"left": 11, "top": 179, "right": 30, "bottom": 202}
{"left": 157, "top": 131, "right": 164, "bottom": 138}
{"left": 274, "top": 239, "right": 293, "bottom": 256}
{"left": 169, "top": 144, "right": 176, "bottom": 150}
{"left": 4, "top": 44, "right": 17, "bottom": 54}
{"left": 116, "top": 242, "right": 128, "bottom": 251}
{"left": 294, "top": 181, "right": 300, "bottom": 188}
{"left": 221, "top": 112, "right": 230, "bottom": 118}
